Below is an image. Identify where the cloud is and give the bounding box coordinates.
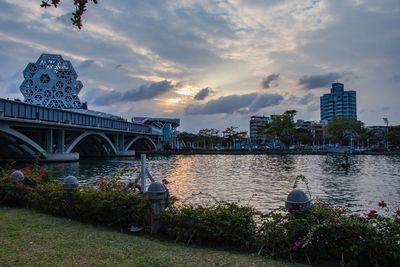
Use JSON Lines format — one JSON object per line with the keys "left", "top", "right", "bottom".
{"left": 393, "top": 73, "right": 400, "bottom": 82}
{"left": 247, "top": 93, "right": 284, "bottom": 111}
{"left": 86, "top": 89, "right": 122, "bottom": 106}
{"left": 125, "top": 80, "right": 174, "bottom": 101}
{"left": 86, "top": 80, "right": 175, "bottom": 106}
{"left": 307, "top": 103, "right": 320, "bottom": 112}
{"left": 0, "top": 70, "right": 22, "bottom": 93}
{"left": 184, "top": 92, "right": 283, "bottom": 115}
{"left": 297, "top": 93, "right": 318, "bottom": 105}
{"left": 287, "top": 93, "right": 318, "bottom": 105}
{"left": 261, "top": 73, "right": 280, "bottom": 89}
{"left": 77, "top": 60, "right": 96, "bottom": 71}
{"left": 298, "top": 73, "right": 345, "bottom": 90}
{"left": 194, "top": 87, "right": 212, "bottom": 100}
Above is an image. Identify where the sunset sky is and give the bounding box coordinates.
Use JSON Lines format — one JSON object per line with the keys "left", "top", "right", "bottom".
{"left": 0, "top": 0, "right": 399, "bottom": 132}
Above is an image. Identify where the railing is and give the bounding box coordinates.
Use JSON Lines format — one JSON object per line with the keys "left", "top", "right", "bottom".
{"left": 0, "top": 98, "right": 152, "bottom": 134}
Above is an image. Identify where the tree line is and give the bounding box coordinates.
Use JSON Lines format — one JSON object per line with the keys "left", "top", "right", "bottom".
{"left": 178, "top": 110, "right": 400, "bottom": 150}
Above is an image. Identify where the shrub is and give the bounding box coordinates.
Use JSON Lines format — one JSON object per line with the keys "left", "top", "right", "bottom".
{"left": 256, "top": 201, "right": 400, "bottom": 266}
{"left": 75, "top": 188, "right": 151, "bottom": 229}
{"left": 0, "top": 184, "right": 31, "bottom": 208}
{"left": 0, "top": 163, "right": 32, "bottom": 208}
{"left": 30, "top": 184, "right": 151, "bottom": 231}
{"left": 161, "top": 201, "right": 258, "bottom": 249}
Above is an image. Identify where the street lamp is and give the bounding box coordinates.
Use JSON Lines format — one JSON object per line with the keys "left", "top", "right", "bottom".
{"left": 383, "top": 118, "right": 389, "bottom": 150}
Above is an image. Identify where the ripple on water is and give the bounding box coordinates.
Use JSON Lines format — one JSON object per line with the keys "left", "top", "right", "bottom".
{"left": 33, "top": 154, "right": 400, "bottom": 213}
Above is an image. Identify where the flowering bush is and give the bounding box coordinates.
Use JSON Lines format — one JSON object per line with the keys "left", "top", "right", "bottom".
{"left": 97, "top": 175, "right": 125, "bottom": 192}
{"left": 0, "top": 160, "right": 55, "bottom": 187}
{"left": 96, "top": 167, "right": 134, "bottom": 192}
{"left": 256, "top": 200, "right": 400, "bottom": 266}
{"left": 0, "top": 161, "right": 54, "bottom": 207}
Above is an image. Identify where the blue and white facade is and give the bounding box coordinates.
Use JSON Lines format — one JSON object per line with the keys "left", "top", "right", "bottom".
{"left": 19, "top": 54, "right": 83, "bottom": 109}
{"left": 132, "top": 117, "right": 180, "bottom": 149}
{"left": 320, "top": 83, "right": 357, "bottom": 122}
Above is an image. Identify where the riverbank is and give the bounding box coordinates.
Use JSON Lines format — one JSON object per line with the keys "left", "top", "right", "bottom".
{"left": 146, "top": 149, "right": 400, "bottom": 156}
{"left": 0, "top": 208, "right": 304, "bottom": 267}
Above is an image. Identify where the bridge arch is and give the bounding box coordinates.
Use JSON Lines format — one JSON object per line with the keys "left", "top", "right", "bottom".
{"left": 125, "top": 136, "right": 157, "bottom": 151}
{"left": 0, "top": 125, "right": 46, "bottom": 158}
{"left": 66, "top": 132, "right": 117, "bottom": 155}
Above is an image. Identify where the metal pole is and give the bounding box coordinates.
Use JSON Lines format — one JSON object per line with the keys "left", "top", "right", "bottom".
{"left": 141, "top": 154, "right": 147, "bottom": 192}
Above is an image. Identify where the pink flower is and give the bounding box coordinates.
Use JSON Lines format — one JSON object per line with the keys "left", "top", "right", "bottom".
{"left": 290, "top": 239, "right": 304, "bottom": 251}
{"left": 368, "top": 209, "right": 378, "bottom": 217}
{"left": 395, "top": 209, "right": 400, "bottom": 217}
{"left": 56, "top": 163, "right": 65, "bottom": 169}
{"left": 39, "top": 168, "right": 46, "bottom": 176}
{"left": 22, "top": 168, "right": 31, "bottom": 177}
{"left": 378, "top": 200, "right": 387, "bottom": 208}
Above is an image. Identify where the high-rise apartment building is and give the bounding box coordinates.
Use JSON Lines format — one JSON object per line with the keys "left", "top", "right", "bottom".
{"left": 320, "top": 83, "right": 357, "bottom": 122}
{"left": 249, "top": 115, "right": 271, "bottom": 144}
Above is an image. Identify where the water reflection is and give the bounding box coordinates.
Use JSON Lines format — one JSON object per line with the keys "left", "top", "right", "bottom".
{"left": 8, "top": 154, "right": 399, "bottom": 213}
{"left": 317, "top": 155, "right": 361, "bottom": 208}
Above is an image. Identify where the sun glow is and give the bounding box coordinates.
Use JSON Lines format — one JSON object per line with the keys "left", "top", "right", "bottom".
{"left": 176, "top": 87, "right": 193, "bottom": 96}
{"left": 166, "top": 98, "right": 181, "bottom": 104}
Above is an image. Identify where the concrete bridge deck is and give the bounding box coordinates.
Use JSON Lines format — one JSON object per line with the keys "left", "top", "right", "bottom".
{"left": 0, "top": 98, "right": 161, "bottom": 162}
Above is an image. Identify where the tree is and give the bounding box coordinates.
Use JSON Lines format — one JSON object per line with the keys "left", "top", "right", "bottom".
{"left": 178, "top": 131, "right": 223, "bottom": 149}
{"left": 325, "top": 118, "right": 364, "bottom": 145}
{"left": 387, "top": 126, "right": 400, "bottom": 147}
{"left": 293, "top": 128, "right": 313, "bottom": 146}
{"left": 198, "top": 128, "right": 220, "bottom": 149}
{"left": 162, "top": 140, "right": 171, "bottom": 151}
{"left": 40, "top": 0, "right": 98, "bottom": 29}
{"left": 267, "top": 110, "right": 297, "bottom": 148}
{"left": 178, "top": 132, "right": 199, "bottom": 148}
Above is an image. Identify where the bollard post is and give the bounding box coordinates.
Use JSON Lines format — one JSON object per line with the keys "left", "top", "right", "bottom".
{"left": 141, "top": 154, "right": 147, "bottom": 193}
{"left": 147, "top": 181, "right": 168, "bottom": 234}
{"left": 63, "top": 176, "right": 79, "bottom": 191}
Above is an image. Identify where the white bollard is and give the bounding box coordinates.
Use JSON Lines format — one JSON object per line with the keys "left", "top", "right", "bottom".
{"left": 140, "top": 154, "right": 147, "bottom": 192}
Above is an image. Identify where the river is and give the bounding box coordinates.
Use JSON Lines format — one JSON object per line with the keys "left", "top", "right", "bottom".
{"left": 11, "top": 154, "right": 400, "bottom": 213}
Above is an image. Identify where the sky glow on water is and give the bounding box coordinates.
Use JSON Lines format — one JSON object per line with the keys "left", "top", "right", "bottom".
{"left": 46, "top": 154, "right": 400, "bottom": 214}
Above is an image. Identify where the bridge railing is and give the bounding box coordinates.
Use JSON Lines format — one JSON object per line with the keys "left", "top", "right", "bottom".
{"left": 0, "top": 98, "right": 152, "bottom": 134}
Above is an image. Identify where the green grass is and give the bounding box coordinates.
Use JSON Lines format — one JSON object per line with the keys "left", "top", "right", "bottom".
{"left": 0, "top": 208, "right": 306, "bottom": 267}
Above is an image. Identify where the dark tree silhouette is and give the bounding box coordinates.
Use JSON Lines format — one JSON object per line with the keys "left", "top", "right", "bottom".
{"left": 40, "top": 0, "right": 98, "bottom": 29}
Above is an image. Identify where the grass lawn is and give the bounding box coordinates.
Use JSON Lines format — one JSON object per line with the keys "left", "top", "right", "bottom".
{"left": 0, "top": 208, "right": 307, "bottom": 267}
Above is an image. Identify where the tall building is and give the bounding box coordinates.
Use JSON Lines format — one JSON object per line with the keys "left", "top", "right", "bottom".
{"left": 249, "top": 115, "right": 271, "bottom": 144}
{"left": 320, "top": 83, "right": 357, "bottom": 122}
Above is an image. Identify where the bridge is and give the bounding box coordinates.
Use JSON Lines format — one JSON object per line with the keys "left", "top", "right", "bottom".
{"left": 0, "top": 98, "right": 162, "bottom": 162}
{"left": 0, "top": 53, "right": 181, "bottom": 162}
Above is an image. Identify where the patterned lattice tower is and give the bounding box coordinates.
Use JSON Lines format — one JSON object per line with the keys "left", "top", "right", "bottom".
{"left": 19, "top": 54, "right": 83, "bottom": 109}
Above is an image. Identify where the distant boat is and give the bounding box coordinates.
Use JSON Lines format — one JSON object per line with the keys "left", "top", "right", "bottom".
{"left": 341, "top": 153, "right": 350, "bottom": 168}
{"left": 341, "top": 162, "right": 350, "bottom": 168}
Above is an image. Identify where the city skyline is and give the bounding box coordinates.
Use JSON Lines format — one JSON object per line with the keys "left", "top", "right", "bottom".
{"left": 0, "top": 1, "right": 399, "bottom": 133}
